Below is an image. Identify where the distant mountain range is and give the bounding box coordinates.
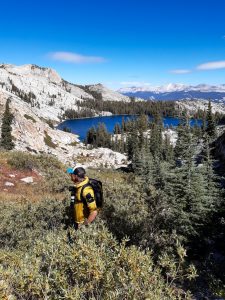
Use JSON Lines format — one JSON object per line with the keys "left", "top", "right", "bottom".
{"left": 118, "top": 84, "right": 225, "bottom": 102}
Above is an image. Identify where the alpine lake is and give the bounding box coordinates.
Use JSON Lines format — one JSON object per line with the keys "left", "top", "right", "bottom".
{"left": 57, "top": 115, "right": 202, "bottom": 141}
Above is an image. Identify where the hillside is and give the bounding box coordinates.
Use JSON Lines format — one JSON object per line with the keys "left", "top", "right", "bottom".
{"left": 0, "top": 64, "right": 131, "bottom": 122}
{"left": 0, "top": 64, "right": 129, "bottom": 168}
{"left": 0, "top": 151, "right": 197, "bottom": 300}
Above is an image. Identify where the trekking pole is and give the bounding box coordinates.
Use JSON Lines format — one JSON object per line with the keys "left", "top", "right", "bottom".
{"left": 67, "top": 186, "right": 76, "bottom": 244}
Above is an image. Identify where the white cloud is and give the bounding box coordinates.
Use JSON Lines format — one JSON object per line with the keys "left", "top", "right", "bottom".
{"left": 170, "top": 69, "right": 191, "bottom": 74}
{"left": 197, "top": 60, "right": 225, "bottom": 70}
{"left": 48, "top": 51, "right": 106, "bottom": 63}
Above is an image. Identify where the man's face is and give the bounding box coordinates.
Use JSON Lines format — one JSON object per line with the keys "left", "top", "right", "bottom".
{"left": 71, "top": 174, "right": 78, "bottom": 183}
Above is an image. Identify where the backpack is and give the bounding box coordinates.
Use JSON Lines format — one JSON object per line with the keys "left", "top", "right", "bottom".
{"left": 81, "top": 178, "right": 103, "bottom": 208}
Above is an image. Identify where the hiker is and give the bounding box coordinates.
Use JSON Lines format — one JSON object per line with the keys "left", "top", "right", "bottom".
{"left": 67, "top": 166, "right": 98, "bottom": 229}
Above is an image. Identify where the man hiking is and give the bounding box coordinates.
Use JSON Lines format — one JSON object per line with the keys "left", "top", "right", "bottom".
{"left": 67, "top": 166, "right": 98, "bottom": 229}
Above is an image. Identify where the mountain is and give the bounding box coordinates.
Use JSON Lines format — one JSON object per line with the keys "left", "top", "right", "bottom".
{"left": 118, "top": 83, "right": 225, "bottom": 102}
{"left": 0, "top": 64, "right": 131, "bottom": 122}
{"left": 0, "top": 63, "right": 128, "bottom": 168}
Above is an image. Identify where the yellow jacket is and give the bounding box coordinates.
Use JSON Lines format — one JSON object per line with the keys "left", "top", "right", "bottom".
{"left": 74, "top": 176, "right": 97, "bottom": 223}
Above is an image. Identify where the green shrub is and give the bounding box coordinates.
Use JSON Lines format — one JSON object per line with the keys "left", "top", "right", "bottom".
{"left": 0, "top": 198, "right": 67, "bottom": 249}
{"left": 69, "top": 141, "right": 78, "bottom": 146}
{"left": 7, "top": 151, "right": 37, "bottom": 170}
{"left": 0, "top": 223, "right": 191, "bottom": 300}
{"left": 37, "top": 168, "right": 70, "bottom": 193}
{"left": 44, "top": 131, "right": 57, "bottom": 148}
{"left": 24, "top": 114, "right": 36, "bottom": 123}
{"left": 0, "top": 166, "right": 196, "bottom": 299}
{"left": 7, "top": 151, "right": 70, "bottom": 192}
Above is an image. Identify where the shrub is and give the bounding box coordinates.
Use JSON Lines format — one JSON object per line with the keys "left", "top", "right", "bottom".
{"left": 0, "top": 198, "right": 67, "bottom": 249}
{"left": 7, "top": 151, "right": 70, "bottom": 192}
{"left": 7, "top": 151, "right": 63, "bottom": 171}
{"left": 7, "top": 151, "right": 37, "bottom": 170}
{"left": 44, "top": 131, "right": 57, "bottom": 148}
{"left": 0, "top": 222, "right": 192, "bottom": 300}
{"left": 24, "top": 114, "right": 36, "bottom": 123}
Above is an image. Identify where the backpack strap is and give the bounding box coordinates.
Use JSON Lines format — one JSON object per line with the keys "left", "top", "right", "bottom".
{"left": 80, "top": 183, "right": 94, "bottom": 205}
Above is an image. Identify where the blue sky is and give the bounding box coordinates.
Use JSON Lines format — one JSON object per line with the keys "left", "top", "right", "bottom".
{"left": 1, "top": 0, "right": 225, "bottom": 89}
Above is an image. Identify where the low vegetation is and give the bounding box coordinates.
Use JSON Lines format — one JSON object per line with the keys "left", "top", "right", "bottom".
{"left": 44, "top": 130, "right": 57, "bottom": 149}
{"left": 0, "top": 151, "right": 197, "bottom": 299}
{"left": 24, "top": 114, "right": 36, "bottom": 123}
{"left": 0, "top": 101, "right": 225, "bottom": 298}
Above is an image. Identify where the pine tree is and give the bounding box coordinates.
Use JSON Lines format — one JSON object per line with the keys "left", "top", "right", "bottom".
{"left": 164, "top": 128, "right": 221, "bottom": 239}
{"left": 162, "top": 133, "right": 174, "bottom": 162}
{"left": 126, "top": 121, "right": 139, "bottom": 161}
{"left": 149, "top": 122, "right": 163, "bottom": 158}
{"left": 206, "top": 100, "right": 216, "bottom": 139}
{"left": 86, "top": 126, "right": 96, "bottom": 145}
{"left": 0, "top": 98, "right": 14, "bottom": 150}
{"left": 174, "top": 113, "right": 193, "bottom": 162}
{"left": 113, "top": 123, "right": 121, "bottom": 134}
{"left": 95, "top": 123, "right": 111, "bottom": 148}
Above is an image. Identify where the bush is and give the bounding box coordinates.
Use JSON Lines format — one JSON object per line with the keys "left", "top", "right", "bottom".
{"left": 0, "top": 198, "right": 67, "bottom": 249}
{"left": 7, "top": 151, "right": 37, "bottom": 170}
{"left": 0, "top": 222, "right": 191, "bottom": 300}
{"left": 44, "top": 131, "right": 57, "bottom": 148}
{"left": 7, "top": 151, "right": 70, "bottom": 192}
{"left": 0, "top": 159, "right": 195, "bottom": 299}
{"left": 24, "top": 114, "right": 36, "bottom": 123}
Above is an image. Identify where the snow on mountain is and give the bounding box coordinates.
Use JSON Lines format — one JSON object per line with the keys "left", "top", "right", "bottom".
{"left": 118, "top": 83, "right": 225, "bottom": 102}
{"left": 118, "top": 83, "right": 225, "bottom": 94}
{"left": 0, "top": 64, "right": 131, "bottom": 122}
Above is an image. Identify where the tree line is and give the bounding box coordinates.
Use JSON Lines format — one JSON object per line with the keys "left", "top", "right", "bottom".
{"left": 87, "top": 101, "right": 225, "bottom": 294}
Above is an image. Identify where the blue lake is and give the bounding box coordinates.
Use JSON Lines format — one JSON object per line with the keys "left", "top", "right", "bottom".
{"left": 57, "top": 115, "right": 202, "bottom": 141}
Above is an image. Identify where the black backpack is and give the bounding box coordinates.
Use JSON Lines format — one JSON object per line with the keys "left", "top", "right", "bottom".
{"left": 81, "top": 178, "right": 103, "bottom": 208}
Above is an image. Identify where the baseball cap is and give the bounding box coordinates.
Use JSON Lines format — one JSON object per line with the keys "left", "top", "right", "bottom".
{"left": 66, "top": 166, "right": 86, "bottom": 178}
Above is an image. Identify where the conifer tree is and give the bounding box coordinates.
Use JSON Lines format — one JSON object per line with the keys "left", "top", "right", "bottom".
{"left": 206, "top": 100, "right": 216, "bottom": 139}
{"left": 174, "top": 113, "right": 193, "bottom": 161}
{"left": 149, "top": 122, "right": 163, "bottom": 158}
{"left": 0, "top": 98, "right": 14, "bottom": 150}
{"left": 162, "top": 133, "right": 174, "bottom": 162}
{"left": 95, "top": 123, "right": 111, "bottom": 148}
{"left": 113, "top": 123, "right": 121, "bottom": 134}
{"left": 86, "top": 126, "right": 96, "bottom": 145}
{"left": 126, "top": 121, "right": 139, "bottom": 161}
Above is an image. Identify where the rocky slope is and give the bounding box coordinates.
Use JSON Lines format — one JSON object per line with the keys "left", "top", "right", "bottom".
{"left": 0, "top": 64, "right": 131, "bottom": 122}
{"left": 0, "top": 73, "right": 128, "bottom": 169}
{"left": 175, "top": 99, "right": 225, "bottom": 115}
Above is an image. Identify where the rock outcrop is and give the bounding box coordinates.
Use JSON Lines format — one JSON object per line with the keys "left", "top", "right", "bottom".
{"left": 0, "top": 63, "right": 131, "bottom": 168}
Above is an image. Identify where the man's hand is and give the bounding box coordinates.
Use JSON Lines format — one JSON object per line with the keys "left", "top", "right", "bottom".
{"left": 83, "top": 211, "right": 98, "bottom": 226}
{"left": 84, "top": 219, "right": 89, "bottom": 226}
{"left": 88, "top": 210, "right": 98, "bottom": 223}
